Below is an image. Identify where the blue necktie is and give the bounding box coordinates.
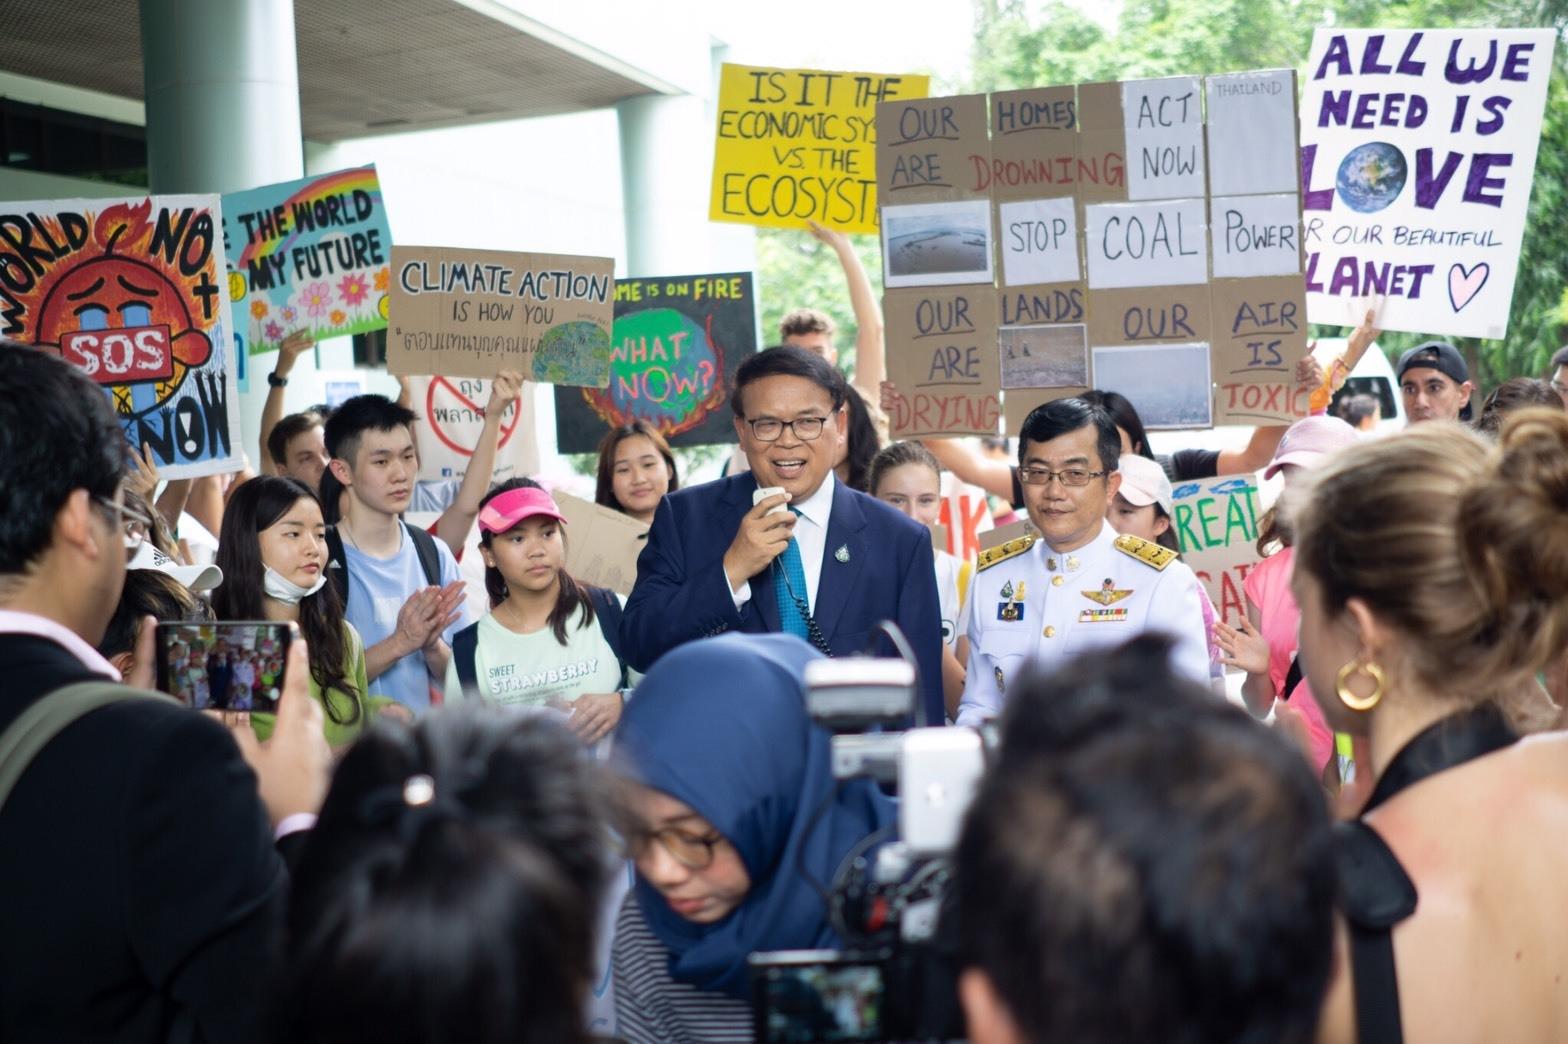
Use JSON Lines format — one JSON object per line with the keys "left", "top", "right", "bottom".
{"left": 774, "top": 508, "right": 810, "bottom": 640}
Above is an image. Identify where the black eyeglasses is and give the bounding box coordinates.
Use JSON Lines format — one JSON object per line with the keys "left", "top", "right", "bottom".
{"left": 1018, "top": 467, "right": 1108, "bottom": 488}
{"left": 746, "top": 416, "right": 829, "bottom": 442}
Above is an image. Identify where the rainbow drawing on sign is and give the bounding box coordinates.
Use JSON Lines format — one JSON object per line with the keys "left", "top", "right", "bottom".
{"left": 222, "top": 165, "right": 392, "bottom": 354}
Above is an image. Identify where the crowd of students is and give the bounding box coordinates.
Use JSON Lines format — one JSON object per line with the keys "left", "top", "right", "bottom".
{"left": 4, "top": 219, "right": 1568, "bottom": 1044}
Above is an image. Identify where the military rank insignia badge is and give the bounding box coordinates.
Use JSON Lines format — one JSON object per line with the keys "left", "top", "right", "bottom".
{"left": 998, "top": 600, "right": 1024, "bottom": 622}
{"left": 999, "top": 581, "right": 1014, "bottom": 600}
{"left": 1083, "top": 577, "right": 1133, "bottom": 606}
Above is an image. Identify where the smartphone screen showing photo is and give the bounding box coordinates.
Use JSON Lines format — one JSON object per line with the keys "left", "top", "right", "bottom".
{"left": 156, "top": 622, "right": 292, "bottom": 714}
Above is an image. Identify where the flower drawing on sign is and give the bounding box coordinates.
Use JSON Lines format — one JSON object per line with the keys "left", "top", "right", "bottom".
{"left": 337, "top": 271, "right": 370, "bottom": 307}
{"left": 281, "top": 306, "right": 297, "bottom": 323}
{"left": 249, "top": 298, "right": 269, "bottom": 319}
{"left": 265, "top": 320, "right": 284, "bottom": 340}
{"left": 330, "top": 309, "right": 347, "bottom": 326}
{"left": 302, "top": 282, "right": 333, "bottom": 318}
{"left": 373, "top": 267, "right": 389, "bottom": 291}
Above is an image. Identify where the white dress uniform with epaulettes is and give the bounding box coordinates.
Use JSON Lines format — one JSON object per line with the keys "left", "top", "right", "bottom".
{"left": 955, "top": 524, "right": 1211, "bottom": 727}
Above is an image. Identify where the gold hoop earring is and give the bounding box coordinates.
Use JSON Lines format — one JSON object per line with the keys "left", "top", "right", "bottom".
{"left": 1336, "top": 658, "right": 1386, "bottom": 712}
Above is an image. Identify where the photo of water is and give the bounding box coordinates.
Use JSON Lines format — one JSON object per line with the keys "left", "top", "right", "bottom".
{"left": 883, "top": 202, "right": 993, "bottom": 282}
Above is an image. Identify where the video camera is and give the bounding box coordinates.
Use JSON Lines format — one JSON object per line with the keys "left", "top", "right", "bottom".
{"left": 749, "top": 624, "right": 993, "bottom": 1043}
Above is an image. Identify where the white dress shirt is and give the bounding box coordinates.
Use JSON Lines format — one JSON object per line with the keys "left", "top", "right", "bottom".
{"left": 731, "top": 471, "right": 837, "bottom": 612}
{"left": 0, "top": 609, "right": 120, "bottom": 679}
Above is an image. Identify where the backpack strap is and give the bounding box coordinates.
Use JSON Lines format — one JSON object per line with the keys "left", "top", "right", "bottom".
{"left": 452, "top": 620, "right": 481, "bottom": 698}
{"left": 0, "top": 682, "right": 173, "bottom": 816}
{"left": 586, "top": 586, "right": 629, "bottom": 690}
{"left": 404, "top": 522, "right": 443, "bottom": 588}
{"left": 325, "top": 525, "right": 350, "bottom": 608}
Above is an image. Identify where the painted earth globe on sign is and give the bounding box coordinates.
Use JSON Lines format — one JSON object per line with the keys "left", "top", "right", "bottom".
{"left": 532, "top": 320, "right": 612, "bottom": 387}
{"left": 1335, "top": 142, "right": 1408, "bottom": 214}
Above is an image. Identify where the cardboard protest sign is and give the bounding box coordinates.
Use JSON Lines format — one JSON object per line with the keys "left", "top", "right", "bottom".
{"left": 1207, "top": 70, "right": 1300, "bottom": 196}
{"left": 553, "top": 272, "right": 757, "bottom": 454}
{"left": 386, "top": 246, "right": 613, "bottom": 382}
{"left": 879, "top": 70, "right": 1308, "bottom": 429}
{"left": 1300, "top": 29, "right": 1555, "bottom": 339}
{"left": 555, "top": 491, "right": 648, "bottom": 595}
{"left": 0, "top": 194, "right": 242, "bottom": 478}
{"left": 1123, "top": 77, "right": 1206, "bottom": 201}
{"left": 710, "top": 64, "right": 930, "bottom": 234}
{"left": 221, "top": 165, "right": 390, "bottom": 356}
{"left": 1210, "top": 277, "right": 1312, "bottom": 424}
{"left": 884, "top": 285, "right": 1002, "bottom": 437}
{"left": 1170, "top": 475, "right": 1264, "bottom": 630}
{"left": 412, "top": 375, "right": 539, "bottom": 484}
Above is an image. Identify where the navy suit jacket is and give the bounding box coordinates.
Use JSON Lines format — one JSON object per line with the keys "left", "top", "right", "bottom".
{"left": 623, "top": 472, "right": 945, "bottom": 725}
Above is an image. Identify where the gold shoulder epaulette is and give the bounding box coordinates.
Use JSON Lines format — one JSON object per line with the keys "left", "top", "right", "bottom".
{"left": 977, "top": 534, "right": 1036, "bottom": 572}
{"left": 1114, "top": 533, "right": 1177, "bottom": 571}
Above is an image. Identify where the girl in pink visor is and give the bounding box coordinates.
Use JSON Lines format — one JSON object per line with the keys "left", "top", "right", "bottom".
{"left": 444, "top": 479, "right": 635, "bottom": 744}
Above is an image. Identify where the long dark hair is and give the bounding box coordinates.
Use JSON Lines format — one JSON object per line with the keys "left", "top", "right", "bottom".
{"left": 593, "top": 422, "right": 679, "bottom": 513}
{"left": 840, "top": 381, "right": 882, "bottom": 492}
{"left": 276, "top": 708, "right": 612, "bottom": 1044}
{"left": 1082, "top": 389, "right": 1153, "bottom": 460}
{"left": 213, "top": 476, "right": 359, "bottom": 721}
{"left": 479, "top": 478, "right": 594, "bottom": 646}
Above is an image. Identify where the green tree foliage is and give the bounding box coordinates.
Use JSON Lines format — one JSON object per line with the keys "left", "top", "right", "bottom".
{"left": 969, "top": 0, "right": 1568, "bottom": 384}
{"left": 754, "top": 225, "right": 884, "bottom": 382}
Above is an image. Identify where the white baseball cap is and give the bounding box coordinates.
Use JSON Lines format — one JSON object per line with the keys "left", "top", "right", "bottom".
{"left": 128, "top": 541, "right": 223, "bottom": 593}
{"left": 1117, "top": 454, "right": 1174, "bottom": 517}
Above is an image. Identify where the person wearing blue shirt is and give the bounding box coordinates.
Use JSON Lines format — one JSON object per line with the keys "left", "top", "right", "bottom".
{"left": 323, "top": 395, "right": 470, "bottom": 712}
{"left": 624, "top": 346, "right": 945, "bottom": 724}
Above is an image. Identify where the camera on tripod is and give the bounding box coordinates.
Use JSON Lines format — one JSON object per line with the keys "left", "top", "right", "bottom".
{"left": 748, "top": 624, "right": 992, "bottom": 1043}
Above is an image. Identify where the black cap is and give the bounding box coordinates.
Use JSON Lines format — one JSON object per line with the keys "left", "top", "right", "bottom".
{"left": 1396, "top": 341, "right": 1468, "bottom": 384}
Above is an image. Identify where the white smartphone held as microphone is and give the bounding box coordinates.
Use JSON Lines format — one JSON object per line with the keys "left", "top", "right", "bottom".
{"left": 753, "top": 486, "right": 790, "bottom": 516}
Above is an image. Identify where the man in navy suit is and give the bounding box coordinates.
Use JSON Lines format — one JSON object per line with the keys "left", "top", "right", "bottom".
{"left": 624, "top": 346, "right": 944, "bottom": 724}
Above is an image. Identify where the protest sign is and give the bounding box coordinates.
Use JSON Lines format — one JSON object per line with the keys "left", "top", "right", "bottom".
{"left": 412, "top": 375, "right": 539, "bottom": 484}
{"left": 222, "top": 165, "right": 390, "bottom": 356}
{"left": 1171, "top": 475, "right": 1264, "bottom": 630}
{"left": 554, "top": 271, "right": 757, "bottom": 454}
{"left": 939, "top": 473, "right": 998, "bottom": 562}
{"left": 877, "top": 71, "right": 1308, "bottom": 431}
{"left": 1123, "top": 76, "right": 1206, "bottom": 201}
{"left": 0, "top": 194, "right": 242, "bottom": 478}
{"left": 386, "top": 246, "right": 614, "bottom": 382}
{"left": 555, "top": 491, "right": 649, "bottom": 595}
{"left": 884, "top": 285, "right": 1002, "bottom": 437}
{"left": 1300, "top": 28, "right": 1555, "bottom": 339}
{"left": 1209, "top": 277, "right": 1312, "bottom": 424}
{"left": 710, "top": 64, "right": 930, "bottom": 234}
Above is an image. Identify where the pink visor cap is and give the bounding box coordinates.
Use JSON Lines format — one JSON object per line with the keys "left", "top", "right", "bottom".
{"left": 477, "top": 486, "right": 568, "bottom": 535}
{"left": 1264, "top": 415, "right": 1361, "bottom": 480}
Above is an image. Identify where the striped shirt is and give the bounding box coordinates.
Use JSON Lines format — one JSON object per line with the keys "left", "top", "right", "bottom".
{"left": 611, "top": 894, "right": 753, "bottom": 1043}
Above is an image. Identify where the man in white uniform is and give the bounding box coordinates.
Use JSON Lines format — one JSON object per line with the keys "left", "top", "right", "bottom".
{"left": 957, "top": 398, "right": 1209, "bottom": 727}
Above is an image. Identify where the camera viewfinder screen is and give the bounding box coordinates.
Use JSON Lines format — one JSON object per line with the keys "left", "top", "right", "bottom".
{"left": 760, "top": 962, "right": 884, "bottom": 1043}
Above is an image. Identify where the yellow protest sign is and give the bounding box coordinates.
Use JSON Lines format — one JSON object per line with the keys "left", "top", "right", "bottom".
{"left": 709, "top": 63, "right": 931, "bottom": 234}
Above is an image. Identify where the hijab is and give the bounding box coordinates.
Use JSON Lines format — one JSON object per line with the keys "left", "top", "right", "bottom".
{"left": 613, "top": 633, "right": 897, "bottom": 1000}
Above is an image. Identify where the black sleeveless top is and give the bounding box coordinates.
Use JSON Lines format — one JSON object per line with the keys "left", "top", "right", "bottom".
{"left": 1335, "top": 703, "right": 1517, "bottom": 1043}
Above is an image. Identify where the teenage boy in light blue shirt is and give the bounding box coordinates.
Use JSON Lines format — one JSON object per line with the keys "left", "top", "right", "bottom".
{"left": 324, "top": 395, "right": 471, "bottom": 712}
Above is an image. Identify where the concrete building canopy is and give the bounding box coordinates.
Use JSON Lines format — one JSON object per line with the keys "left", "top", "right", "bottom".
{"left": 0, "top": 0, "right": 678, "bottom": 141}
